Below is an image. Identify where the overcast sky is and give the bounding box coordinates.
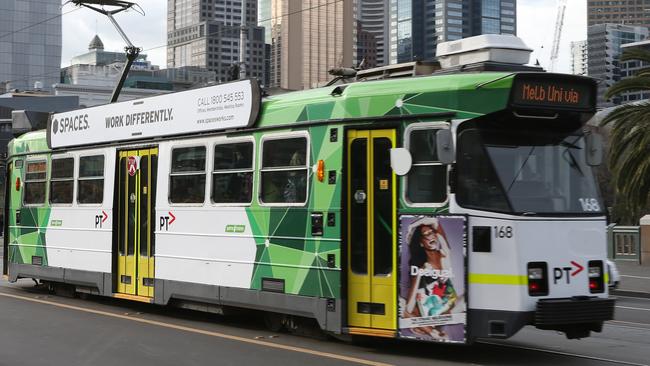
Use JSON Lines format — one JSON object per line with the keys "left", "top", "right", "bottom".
{"left": 60, "top": 0, "right": 586, "bottom": 74}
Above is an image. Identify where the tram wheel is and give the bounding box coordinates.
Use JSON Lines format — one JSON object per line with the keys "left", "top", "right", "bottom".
{"left": 263, "top": 312, "right": 287, "bottom": 332}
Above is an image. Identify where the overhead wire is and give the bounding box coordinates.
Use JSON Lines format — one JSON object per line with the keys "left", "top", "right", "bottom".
{"left": 4, "top": 0, "right": 346, "bottom": 86}
{"left": 0, "top": 7, "right": 81, "bottom": 41}
{"left": 142, "top": 0, "right": 345, "bottom": 53}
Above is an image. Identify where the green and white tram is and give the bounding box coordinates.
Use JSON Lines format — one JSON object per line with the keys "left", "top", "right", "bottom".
{"left": 3, "top": 36, "right": 614, "bottom": 343}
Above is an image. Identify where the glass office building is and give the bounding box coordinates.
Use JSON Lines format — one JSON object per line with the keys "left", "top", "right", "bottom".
{"left": 389, "top": 0, "right": 516, "bottom": 63}
{"left": 0, "top": 0, "right": 61, "bottom": 92}
{"left": 167, "top": 0, "right": 266, "bottom": 82}
{"left": 588, "top": 23, "right": 648, "bottom": 107}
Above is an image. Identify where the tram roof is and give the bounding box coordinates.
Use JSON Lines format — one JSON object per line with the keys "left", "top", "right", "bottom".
{"left": 257, "top": 71, "right": 516, "bottom": 128}
{"left": 8, "top": 70, "right": 595, "bottom": 156}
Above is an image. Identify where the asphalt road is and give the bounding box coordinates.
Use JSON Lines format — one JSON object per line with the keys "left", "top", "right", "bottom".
{"left": 0, "top": 245, "right": 649, "bottom": 365}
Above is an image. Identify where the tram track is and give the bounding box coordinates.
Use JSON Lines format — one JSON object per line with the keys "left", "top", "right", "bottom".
{"left": 1, "top": 280, "right": 648, "bottom": 366}
{"left": 477, "top": 340, "right": 649, "bottom": 366}
{"left": 0, "top": 287, "right": 393, "bottom": 366}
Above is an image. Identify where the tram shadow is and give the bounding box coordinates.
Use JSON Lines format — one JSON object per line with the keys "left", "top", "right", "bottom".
{"left": 12, "top": 279, "right": 273, "bottom": 333}
{"left": 340, "top": 335, "right": 596, "bottom": 366}
{"left": 6, "top": 280, "right": 599, "bottom": 365}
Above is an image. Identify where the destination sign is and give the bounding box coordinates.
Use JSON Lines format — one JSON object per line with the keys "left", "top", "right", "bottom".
{"left": 48, "top": 79, "right": 261, "bottom": 149}
{"left": 510, "top": 75, "right": 596, "bottom": 112}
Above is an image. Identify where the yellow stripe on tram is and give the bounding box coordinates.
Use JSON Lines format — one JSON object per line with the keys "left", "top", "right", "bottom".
{"left": 469, "top": 273, "right": 528, "bottom": 286}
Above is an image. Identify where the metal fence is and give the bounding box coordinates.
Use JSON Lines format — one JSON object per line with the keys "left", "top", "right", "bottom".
{"left": 607, "top": 224, "right": 641, "bottom": 262}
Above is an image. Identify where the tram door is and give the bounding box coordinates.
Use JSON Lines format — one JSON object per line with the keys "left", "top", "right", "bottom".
{"left": 347, "top": 129, "right": 397, "bottom": 332}
{"left": 3, "top": 161, "right": 12, "bottom": 276}
{"left": 116, "top": 148, "right": 158, "bottom": 297}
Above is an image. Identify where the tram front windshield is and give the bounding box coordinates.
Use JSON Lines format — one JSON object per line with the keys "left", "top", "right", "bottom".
{"left": 456, "top": 121, "right": 603, "bottom": 215}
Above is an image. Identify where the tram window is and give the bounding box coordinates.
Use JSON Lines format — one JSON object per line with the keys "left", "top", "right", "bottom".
{"left": 212, "top": 141, "right": 253, "bottom": 204}
{"left": 170, "top": 146, "right": 206, "bottom": 203}
{"left": 24, "top": 161, "right": 47, "bottom": 205}
{"left": 260, "top": 137, "right": 308, "bottom": 204}
{"left": 406, "top": 128, "right": 447, "bottom": 204}
{"left": 50, "top": 158, "right": 74, "bottom": 204}
{"left": 78, "top": 155, "right": 104, "bottom": 204}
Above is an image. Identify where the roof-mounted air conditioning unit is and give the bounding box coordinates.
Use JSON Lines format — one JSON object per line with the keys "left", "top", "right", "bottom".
{"left": 437, "top": 34, "right": 533, "bottom": 69}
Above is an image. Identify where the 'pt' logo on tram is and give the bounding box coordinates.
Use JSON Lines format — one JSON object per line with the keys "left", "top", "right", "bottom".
{"left": 553, "top": 261, "right": 584, "bottom": 284}
{"left": 95, "top": 210, "right": 108, "bottom": 228}
{"left": 160, "top": 212, "right": 176, "bottom": 231}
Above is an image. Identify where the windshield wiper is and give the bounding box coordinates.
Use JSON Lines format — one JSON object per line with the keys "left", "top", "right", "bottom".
{"left": 506, "top": 146, "right": 536, "bottom": 193}
{"left": 560, "top": 141, "right": 582, "bottom": 150}
{"left": 561, "top": 136, "right": 585, "bottom": 177}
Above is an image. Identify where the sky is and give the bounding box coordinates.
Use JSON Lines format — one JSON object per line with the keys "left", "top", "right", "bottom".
{"left": 60, "top": 0, "right": 587, "bottom": 74}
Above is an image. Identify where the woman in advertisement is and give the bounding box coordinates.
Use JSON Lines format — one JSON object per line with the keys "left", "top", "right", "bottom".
{"left": 402, "top": 217, "right": 460, "bottom": 340}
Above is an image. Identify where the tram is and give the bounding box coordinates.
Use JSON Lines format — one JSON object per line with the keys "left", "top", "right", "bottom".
{"left": 3, "top": 35, "right": 614, "bottom": 343}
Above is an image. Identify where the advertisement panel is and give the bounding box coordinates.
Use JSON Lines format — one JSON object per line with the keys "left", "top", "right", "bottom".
{"left": 48, "top": 79, "right": 261, "bottom": 149}
{"left": 398, "top": 215, "right": 467, "bottom": 343}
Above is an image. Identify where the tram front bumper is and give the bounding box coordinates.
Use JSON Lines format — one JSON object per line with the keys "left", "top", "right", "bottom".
{"left": 534, "top": 296, "right": 615, "bottom": 338}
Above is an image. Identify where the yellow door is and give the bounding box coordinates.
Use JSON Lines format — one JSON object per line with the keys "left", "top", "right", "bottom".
{"left": 347, "top": 129, "right": 397, "bottom": 332}
{"left": 116, "top": 148, "right": 158, "bottom": 297}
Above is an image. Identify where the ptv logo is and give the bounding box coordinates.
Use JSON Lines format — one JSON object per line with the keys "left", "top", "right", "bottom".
{"left": 95, "top": 211, "right": 108, "bottom": 228}
{"left": 160, "top": 212, "right": 176, "bottom": 231}
{"left": 553, "top": 261, "right": 584, "bottom": 284}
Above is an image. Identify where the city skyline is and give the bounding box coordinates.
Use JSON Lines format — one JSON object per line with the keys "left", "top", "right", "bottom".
{"left": 51, "top": 1, "right": 585, "bottom": 76}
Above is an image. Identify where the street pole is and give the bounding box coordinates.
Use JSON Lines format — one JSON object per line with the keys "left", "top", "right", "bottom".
{"left": 239, "top": 0, "right": 247, "bottom": 80}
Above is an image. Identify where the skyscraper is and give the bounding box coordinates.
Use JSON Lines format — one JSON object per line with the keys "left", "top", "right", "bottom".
{"left": 588, "top": 23, "right": 648, "bottom": 107}
{"left": 167, "top": 0, "right": 266, "bottom": 83}
{"left": 619, "top": 39, "right": 650, "bottom": 103}
{"left": 269, "top": 0, "right": 354, "bottom": 90}
{"left": 355, "top": 0, "right": 390, "bottom": 68}
{"left": 389, "top": 0, "right": 516, "bottom": 64}
{"left": 588, "top": 0, "right": 650, "bottom": 29}
{"left": 0, "top": 0, "right": 62, "bottom": 92}
{"left": 570, "top": 40, "right": 588, "bottom": 76}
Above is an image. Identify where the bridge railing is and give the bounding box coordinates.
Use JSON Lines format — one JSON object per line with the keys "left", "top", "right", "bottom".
{"left": 607, "top": 224, "right": 641, "bottom": 263}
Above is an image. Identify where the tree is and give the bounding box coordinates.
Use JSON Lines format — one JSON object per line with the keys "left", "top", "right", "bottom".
{"left": 600, "top": 48, "right": 650, "bottom": 224}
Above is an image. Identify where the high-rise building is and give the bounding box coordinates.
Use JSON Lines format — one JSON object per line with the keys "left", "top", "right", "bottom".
{"left": 167, "top": 0, "right": 266, "bottom": 83}
{"left": 269, "top": 0, "right": 354, "bottom": 90}
{"left": 0, "top": 0, "right": 61, "bottom": 92}
{"left": 389, "top": 0, "right": 516, "bottom": 64}
{"left": 258, "top": 0, "right": 272, "bottom": 87}
{"left": 619, "top": 39, "right": 650, "bottom": 103}
{"left": 588, "top": 23, "right": 648, "bottom": 107}
{"left": 587, "top": 0, "right": 650, "bottom": 29}
{"left": 570, "top": 40, "right": 588, "bottom": 76}
{"left": 355, "top": 0, "right": 390, "bottom": 68}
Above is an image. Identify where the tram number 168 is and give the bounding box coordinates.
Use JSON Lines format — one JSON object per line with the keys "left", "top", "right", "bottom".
{"left": 494, "top": 226, "right": 514, "bottom": 239}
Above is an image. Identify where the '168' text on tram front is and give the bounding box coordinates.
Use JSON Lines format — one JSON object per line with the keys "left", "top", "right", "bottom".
{"left": 521, "top": 83, "right": 581, "bottom": 105}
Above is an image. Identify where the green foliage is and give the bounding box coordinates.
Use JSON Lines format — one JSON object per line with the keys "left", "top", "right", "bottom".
{"left": 600, "top": 48, "right": 650, "bottom": 224}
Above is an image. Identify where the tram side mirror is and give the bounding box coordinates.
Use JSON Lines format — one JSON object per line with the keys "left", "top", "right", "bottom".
{"left": 390, "top": 148, "right": 412, "bottom": 176}
{"left": 436, "top": 129, "right": 455, "bottom": 164}
{"left": 586, "top": 132, "right": 603, "bottom": 166}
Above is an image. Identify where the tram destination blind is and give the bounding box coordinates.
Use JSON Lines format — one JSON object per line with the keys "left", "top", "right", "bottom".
{"left": 510, "top": 77, "right": 595, "bottom": 111}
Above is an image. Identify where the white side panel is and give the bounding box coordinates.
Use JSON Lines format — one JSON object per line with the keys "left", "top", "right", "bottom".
{"left": 155, "top": 208, "right": 257, "bottom": 288}
{"left": 153, "top": 137, "right": 258, "bottom": 288}
{"left": 46, "top": 148, "right": 115, "bottom": 272}
{"left": 46, "top": 207, "right": 112, "bottom": 272}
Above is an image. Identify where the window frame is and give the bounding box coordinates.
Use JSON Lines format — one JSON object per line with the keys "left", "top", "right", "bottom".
{"left": 403, "top": 122, "right": 450, "bottom": 208}
{"left": 210, "top": 137, "right": 255, "bottom": 206}
{"left": 168, "top": 144, "right": 208, "bottom": 206}
{"left": 23, "top": 158, "right": 48, "bottom": 207}
{"left": 258, "top": 131, "right": 310, "bottom": 207}
{"left": 77, "top": 154, "right": 105, "bottom": 206}
{"left": 49, "top": 155, "right": 75, "bottom": 206}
